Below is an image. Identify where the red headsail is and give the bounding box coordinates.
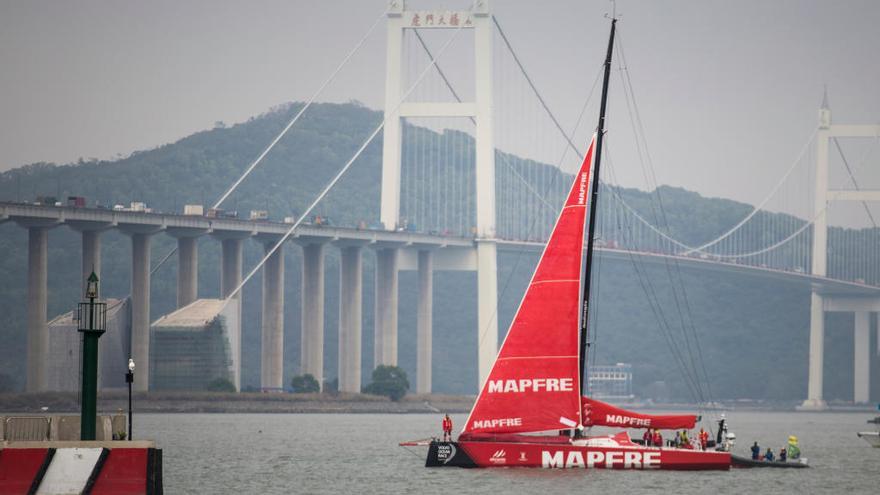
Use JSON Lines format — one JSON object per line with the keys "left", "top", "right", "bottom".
{"left": 582, "top": 397, "right": 697, "bottom": 430}
{"left": 462, "top": 136, "right": 596, "bottom": 435}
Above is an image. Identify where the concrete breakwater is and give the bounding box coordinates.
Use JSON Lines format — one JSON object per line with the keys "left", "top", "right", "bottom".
{"left": 0, "top": 392, "right": 476, "bottom": 415}
{"left": 0, "top": 414, "right": 126, "bottom": 441}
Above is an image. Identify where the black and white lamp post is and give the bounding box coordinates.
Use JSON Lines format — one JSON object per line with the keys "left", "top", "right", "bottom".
{"left": 126, "top": 358, "right": 135, "bottom": 441}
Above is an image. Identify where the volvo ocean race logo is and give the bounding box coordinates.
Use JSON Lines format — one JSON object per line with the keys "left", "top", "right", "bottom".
{"left": 541, "top": 450, "right": 660, "bottom": 469}
{"left": 436, "top": 443, "right": 456, "bottom": 464}
{"left": 487, "top": 378, "right": 574, "bottom": 394}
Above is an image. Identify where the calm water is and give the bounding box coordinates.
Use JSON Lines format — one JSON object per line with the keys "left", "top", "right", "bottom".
{"left": 139, "top": 411, "right": 878, "bottom": 494}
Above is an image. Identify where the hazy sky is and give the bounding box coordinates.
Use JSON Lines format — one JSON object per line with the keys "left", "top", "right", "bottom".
{"left": 1, "top": 0, "right": 879, "bottom": 216}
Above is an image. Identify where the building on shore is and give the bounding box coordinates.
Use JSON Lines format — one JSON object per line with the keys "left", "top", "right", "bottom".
{"left": 149, "top": 299, "right": 237, "bottom": 391}
{"left": 47, "top": 298, "right": 131, "bottom": 391}
{"left": 587, "top": 363, "right": 634, "bottom": 401}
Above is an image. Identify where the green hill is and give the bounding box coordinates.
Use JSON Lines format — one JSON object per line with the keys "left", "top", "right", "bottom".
{"left": 0, "top": 102, "right": 875, "bottom": 401}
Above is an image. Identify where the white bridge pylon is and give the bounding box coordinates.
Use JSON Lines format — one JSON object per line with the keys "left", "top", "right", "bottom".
{"left": 379, "top": 0, "right": 499, "bottom": 390}
{"left": 801, "top": 100, "right": 880, "bottom": 409}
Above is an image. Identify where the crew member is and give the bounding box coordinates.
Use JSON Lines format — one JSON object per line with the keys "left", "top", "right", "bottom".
{"left": 787, "top": 435, "right": 801, "bottom": 460}
{"left": 699, "top": 428, "right": 709, "bottom": 450}
{"left": 652, "top": 429, "right": 663, "bottom": 448}
{"left": 751, "top": 441, "right": 761, "bottom": 460}
{"left": 779, "top": 447, "right": 787, "bottom": 462}
{"left": 764, "top": 447, "right": 775, "bottom": 462}
{"left": 442, "top": 414, "right": 453, "bottom": 442}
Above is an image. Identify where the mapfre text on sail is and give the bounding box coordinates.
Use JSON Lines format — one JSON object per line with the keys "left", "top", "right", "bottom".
{"left": 487, "top": 378, "right": 574, "bottom": 394}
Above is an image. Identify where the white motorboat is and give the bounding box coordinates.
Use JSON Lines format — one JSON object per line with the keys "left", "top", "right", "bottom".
{"left": 857, "top": 417, "right": 880, "bottom": 448}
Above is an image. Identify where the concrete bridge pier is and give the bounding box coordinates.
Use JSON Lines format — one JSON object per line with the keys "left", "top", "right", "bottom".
{"left": 338, "top": 245, "right": 364, "bottom": 393}
{"left": 374, "top": 247, "right": 399, "bottom": 368}
{"left": 258, "top": 238, "right": 285, "bottom": 391}
{"left": 220, "top": 238, "right": 244, "bottom": 298}
{"left": 167, "top": 227, "right": 208, "bottom": 309}
{"left": 120, "top": 229, "right": 161, "bottom": 392}
{"left": 300, "top": 242, "right": 326, "bottom": 389}
{"left": 25, "top": 226, "right": 50, "bottom": 391}
{"left": 801, "top": 293, "right": 827, "bottom": 410}
{"left": 177, "top": 237, "right": 198, "bottom": 308}
{"left": 67, "top": 221, "right": 113, "bottom": 298}
{"left": 804, "top": 296, "right": 878, "bottom": 408}
{"left": 216, "top": 235, "right": 247, "bottom": 391}
{"left": 476, "top": 241, "right": 498, "bottom": 388}
{"left": 416, "top": 250, "right": 433, "bottom": 394}
{"left": 854, "top": 311, "right": 871, "bottom": 404}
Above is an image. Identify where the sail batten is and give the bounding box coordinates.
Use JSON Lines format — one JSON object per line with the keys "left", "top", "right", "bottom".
{"left": 462, "top": 136, "right": 596, "bottom": 435}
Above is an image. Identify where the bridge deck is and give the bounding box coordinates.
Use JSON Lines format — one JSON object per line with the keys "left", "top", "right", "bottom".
{"left": 3, "top": 202, "right": 878, "bottom": 296}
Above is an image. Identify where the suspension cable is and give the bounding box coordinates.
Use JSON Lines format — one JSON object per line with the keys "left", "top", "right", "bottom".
{"left": 148, "top": 7, "right": 388, "bottom": 276}
{"left": 833, "top": 136, "right": 877, "bottom": 227}
{"left": 226, "top": 4, "right": 474, "bottom": 301}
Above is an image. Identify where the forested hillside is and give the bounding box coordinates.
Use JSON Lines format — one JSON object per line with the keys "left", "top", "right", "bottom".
{"left": 0, "top": 102, "right": 875, "bottom": 401}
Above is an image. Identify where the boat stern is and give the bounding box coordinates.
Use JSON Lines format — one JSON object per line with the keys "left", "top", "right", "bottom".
{"left": 425, "top": 441, "right": 477, "bottom": 468}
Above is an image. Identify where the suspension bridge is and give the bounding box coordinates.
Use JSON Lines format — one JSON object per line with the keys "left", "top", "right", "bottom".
{"left": 2, "top": 0, "right": 879, "bottom": 410}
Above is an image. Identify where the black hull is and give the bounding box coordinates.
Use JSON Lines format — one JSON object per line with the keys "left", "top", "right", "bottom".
{"left": 425, "top": 441, "right": 477, "bottom": 468}
{"left": 731, "top": 454, "right": 808, "bottom": 468}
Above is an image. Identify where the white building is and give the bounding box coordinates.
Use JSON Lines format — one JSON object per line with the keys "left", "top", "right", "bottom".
{"left": 587, "top": 363, "right": 634, "bottom": 400}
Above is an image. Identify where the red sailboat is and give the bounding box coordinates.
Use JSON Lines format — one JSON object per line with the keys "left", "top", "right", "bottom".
{"left": 410, "top": 18, "right": 731, "bottom": 471}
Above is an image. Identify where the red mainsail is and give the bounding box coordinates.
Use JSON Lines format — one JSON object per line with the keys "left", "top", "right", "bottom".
{"left": 582, "top": 397, "right": 697, "bottom": 430}
{"left": 462, "top": 136, "right": 596, "bottom": 435}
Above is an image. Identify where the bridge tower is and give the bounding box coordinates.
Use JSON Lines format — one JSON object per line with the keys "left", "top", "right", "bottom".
{"left": 380, "top": 0, "right": 498, "bottom": 387}
{"left": 802, "top": 94, "right": 880, "bottom": 409}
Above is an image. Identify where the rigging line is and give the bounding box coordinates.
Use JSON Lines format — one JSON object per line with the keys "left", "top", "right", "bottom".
{"left": 612, "top": 45, "right": 707, "bottom": 389}
{"left": 225, "top": 7, "right": 474, "bottom": 301}
{"left": 413, "top": 23, "right": 609, "bottom": 355}
{"left": 148, "top": 7, "right": 387, "bottom": 276}
{"left": 610, "top": 218, "right": 707, "bottom": 404}
{"left": 613, "top": 36, "right": 713, "bottom": 405}
{"left": 608, "top": 48, "right": 713, "bottom": 404}
{"left": 604, "top": 148, "right": 707, "bottom": 404}
{"left": 492, "top": 15, "right": 587, "bottom": 159}
{"left": 473, "top": 71, "right": 603, "bottom": 353}
{"left": 494, "top": 13, "right": 701, "bottom": 254}
{"left": 412, "top": 25, "right": 601, "bottom": 220}
{"left": 833, "top": 136, "right": 877, "bottom": 228}
{"left": 495, "top": 13, "right": 791, "bottom": 266}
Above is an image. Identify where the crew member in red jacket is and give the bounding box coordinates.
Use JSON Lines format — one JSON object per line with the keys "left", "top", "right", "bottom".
{"left": 652, "top": 429, "right": 663, "bottom": 448}
{"left": 442, "top": 414, "right": 453, "bottom": 441}
{"left": 699, "top": 428, "right": 710, "bottom": 450}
